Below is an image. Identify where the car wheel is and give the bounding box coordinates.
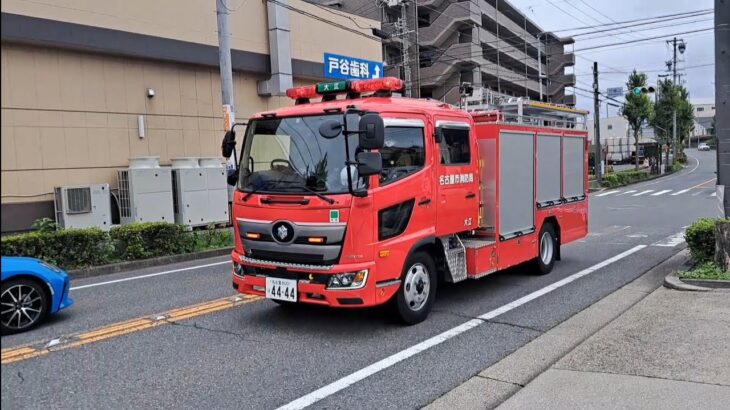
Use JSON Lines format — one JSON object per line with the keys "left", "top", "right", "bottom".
{"left": 1, "top": 278, "right": 50, "bottom": 335}
{"left": 533, "top": 223, "right": 557, "bottom": 275}
{"left": 393, "top": 252, "right": 437, "bottom": 325}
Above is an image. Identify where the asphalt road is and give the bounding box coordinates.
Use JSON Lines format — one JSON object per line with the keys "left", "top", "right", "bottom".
{"left": 1, "top": 149, "right": 718, "bottom": 409}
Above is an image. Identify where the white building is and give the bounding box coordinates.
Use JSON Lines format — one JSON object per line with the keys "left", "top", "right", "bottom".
{"left": 692, "top": 98, "right": 715, "bottom": 132}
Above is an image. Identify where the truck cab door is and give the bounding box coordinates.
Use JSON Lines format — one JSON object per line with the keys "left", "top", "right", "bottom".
{"left": 434, "top": 119, "right": 479, "bottom": 236}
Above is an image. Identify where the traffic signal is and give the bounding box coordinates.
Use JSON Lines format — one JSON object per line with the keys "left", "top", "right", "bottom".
{"left": 632, "top": 86, "right": 656, "bottom": 95}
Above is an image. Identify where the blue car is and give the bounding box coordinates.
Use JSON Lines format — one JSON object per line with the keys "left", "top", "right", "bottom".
{"left": 1, "top": 257, "right": 73, "bottom": 335}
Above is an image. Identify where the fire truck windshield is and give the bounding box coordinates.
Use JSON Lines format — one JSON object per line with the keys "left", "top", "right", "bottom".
{"left": 238, "top": 114, "right": 364, "bottom": 196}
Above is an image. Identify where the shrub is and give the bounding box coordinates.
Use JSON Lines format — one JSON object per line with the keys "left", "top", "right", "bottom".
{"left": 600, "top": 169, "right": 648, "bottom": 188}
{"left": 31, "top": 217, "right": 59, "bottom": 233}
{"left": 602, "top": 174, "right": 619, "bottom": 188}
{"left": 192, "top": 225, "right": 233, "bottom": 250}
{"left": 1, "top": 227, "right": 111, "bottom": 269}
{"left": 110, "top": 222, "right": 195, "bottom": 260}
{"left": 1, "top": 222, "right": 231, "bottom": 269}
{"left": 685, "top": 218, "right": 722, "bottom": 263}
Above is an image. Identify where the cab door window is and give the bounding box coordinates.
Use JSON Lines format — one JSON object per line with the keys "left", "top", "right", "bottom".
{"left": 380, "top": 127, "right": 425, "bottom": 185}
{"left": 438, "top": 128, "right": 471, "bottom": 165}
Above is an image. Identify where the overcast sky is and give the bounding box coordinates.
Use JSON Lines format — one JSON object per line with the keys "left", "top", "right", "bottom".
{"left": 507, "top": 0, "right": 716, "bottom": 115}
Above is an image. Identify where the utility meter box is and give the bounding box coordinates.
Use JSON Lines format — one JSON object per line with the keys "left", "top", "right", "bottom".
{"left": 54, "top": 184, "right": 112, "bottom": 230}
{"left": 118, "top": 156, "right": 174, "bottom": 225}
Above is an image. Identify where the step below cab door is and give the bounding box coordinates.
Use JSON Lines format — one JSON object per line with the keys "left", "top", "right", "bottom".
{"left": 433, "top": 118, "right": 479, "bottom": 236}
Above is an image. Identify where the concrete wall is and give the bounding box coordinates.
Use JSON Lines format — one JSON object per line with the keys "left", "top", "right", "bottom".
{"left": 0, "top": 0, "right": 381, "bottom": 232}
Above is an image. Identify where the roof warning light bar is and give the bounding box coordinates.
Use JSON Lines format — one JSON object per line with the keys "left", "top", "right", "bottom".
{"left": 285, "top": 77, "right": 404, "bottom": 104}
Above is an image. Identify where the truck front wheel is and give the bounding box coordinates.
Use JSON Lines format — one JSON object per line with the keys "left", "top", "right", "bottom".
{"left": 393, "top": 252, "right": 437, "bottom": 325}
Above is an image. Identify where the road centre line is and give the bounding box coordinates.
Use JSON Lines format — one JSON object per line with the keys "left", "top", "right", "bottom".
{"left": 687, "top": 177, "right": 717, "bottom": 190}
{"left": 276, "top": 245, "right": 647, "bottom": 410}
{"left": 71, "top": 261, "right": 230, "bottom": 290}
{"left": 0, "top": 294, "right": 261, "bottom": 365}
{"left": 671, "top": 189, "right": 691, "bottom": 196}
{"left": 632, "top": 190, "right": 654, "bottom": 196}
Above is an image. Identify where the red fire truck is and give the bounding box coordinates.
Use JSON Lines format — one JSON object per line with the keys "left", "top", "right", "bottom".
{"left": 224, "top": 77, "right": 589, "bottom": 324}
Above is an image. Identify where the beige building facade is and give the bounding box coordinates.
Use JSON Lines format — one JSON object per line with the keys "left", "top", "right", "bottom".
{"left": 1, "top": 0, "right": 380, "bottom": 232}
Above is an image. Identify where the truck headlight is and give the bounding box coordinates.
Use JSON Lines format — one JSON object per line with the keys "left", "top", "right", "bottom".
{"left": 327, "top": 270, "right": 368, "bottom": 290}
{"left": 233, "top": 263, "right": 244, "bottom": 277}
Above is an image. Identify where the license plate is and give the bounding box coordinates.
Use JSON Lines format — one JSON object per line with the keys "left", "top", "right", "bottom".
{"left": 265, "top": 277, "right": 297, "bottom": 302}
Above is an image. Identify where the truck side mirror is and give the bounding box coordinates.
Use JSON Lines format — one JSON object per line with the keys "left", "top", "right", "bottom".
{"left": 319, "top": 120, "right": 343, "bottom": 139}
{"left": 358, "top": 113, "right": 384, "bottom": 149}
{"left": 356, "top": 152, "right": 382, "bottom": 176}
{"left": 222, "top": 130, "right": 236, "bottom": 158}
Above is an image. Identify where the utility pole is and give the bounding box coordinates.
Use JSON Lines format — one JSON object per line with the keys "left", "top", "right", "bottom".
{"left": 667, "top": 37, "right": 685, "bottom": 160}
{"left": 216, "top": 0, "right": 235, "bottom": 131}
{"left": 716, "top": 0, "right": 730, "bottom": 217}
{"left": 397, "top": 0, "right": 412, "bottom": 97}
{"left": 593, "top": 62, "right": 602, "bottom": 184}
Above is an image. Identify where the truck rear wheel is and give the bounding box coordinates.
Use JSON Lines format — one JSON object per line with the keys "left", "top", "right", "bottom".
{"left": 393, "top": 252, "right": 437, "bottom": 325}
{"left": 534, "top": 223, "right": 557, "bottom": 275}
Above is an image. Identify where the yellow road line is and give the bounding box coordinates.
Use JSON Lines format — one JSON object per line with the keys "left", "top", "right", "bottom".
{"left": 688, "top": 177, "right": 716, "bottom": 190}
{"left": 1, "top": 294, "right": 262, "bottom": 365}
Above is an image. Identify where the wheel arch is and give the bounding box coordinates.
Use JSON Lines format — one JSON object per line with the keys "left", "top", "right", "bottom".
{"left": 404, "top": 236, "right": 444, "bottom": 280}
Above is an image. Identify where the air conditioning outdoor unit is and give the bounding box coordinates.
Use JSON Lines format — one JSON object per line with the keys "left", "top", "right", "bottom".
{"left": 117, "top": 156, "right": 174, "bottom": 225}
{"left": 54, "top": 184, "right": 112, "bottom": 230}
{"left": 171, "top": 157, "right": 229, "bottom": 228}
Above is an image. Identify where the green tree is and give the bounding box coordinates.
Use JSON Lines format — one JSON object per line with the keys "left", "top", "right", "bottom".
{"left": 620, "top": 71, "right": 653, "bottom": 170}
{"left": 651, "top": 79, "right": 694, "bottom": 164}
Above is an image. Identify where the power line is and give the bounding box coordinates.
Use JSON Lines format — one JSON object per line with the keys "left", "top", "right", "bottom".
{"left": 265, "top": 0, "right": 379, "bottom": 41}
{"left": 574, "top": 26, "right": 716, "bottom": 52}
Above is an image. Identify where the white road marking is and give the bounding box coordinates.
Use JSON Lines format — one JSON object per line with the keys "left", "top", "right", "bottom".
{"left": 595, "top": 190, "right": 620, "bottom": 197}
{"left": 711, "top": 192, "right": 717, "bottom": 197}
{"left": 46, "top": 338, "right": 61, "bottom": 348}
{"left": 671, "top": 189, "right": 691, "bottom": 196}
{"left": 276, "top": 245, "right": 648, "bottom": 410}
{"left": 692, "top": 191, "right": 703, "bottom": 196}
{"left": 632, "top": 190, "right": 654, "bottom": 196}
{"left": 70, "top": 261, "right": 231, "bottom": 290}
{"left": 652, "top": 231, "right": 685, "bottom": 247}
{"left": 618, "top": 190, "right": 637, "bottom": 196}
{"left": 651, "top": 189, "right": 672, "bottom": 196}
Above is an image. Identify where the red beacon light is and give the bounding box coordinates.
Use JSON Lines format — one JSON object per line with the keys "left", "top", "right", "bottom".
{"left": 349, "top": 77, "right": 404, "bottom": 94}
{"left": 285, "top": 85, "right": 317, "bottom": 101}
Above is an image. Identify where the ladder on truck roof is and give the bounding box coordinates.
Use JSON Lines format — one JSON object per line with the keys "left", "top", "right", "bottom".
{"left": 469, "top": 97, "right": 588, "bottom": 130}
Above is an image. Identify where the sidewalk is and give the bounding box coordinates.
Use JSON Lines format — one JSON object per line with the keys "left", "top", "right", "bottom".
{"left": 426, "top": 251, "right": 730, "bottom": 410}
{"left": 498, "top": 287, "right": 730, "bottom": 410}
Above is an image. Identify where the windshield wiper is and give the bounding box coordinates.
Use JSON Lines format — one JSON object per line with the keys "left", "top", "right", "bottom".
{"left": 281, "top": 184, "right": 336, "bottom": 205}
{"left": 242, "top": 179, "right": 281, "bottom": 201}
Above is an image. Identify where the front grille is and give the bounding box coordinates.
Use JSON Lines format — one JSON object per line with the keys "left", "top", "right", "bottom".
{"left": 241, "top": 265, "right": 330, "bottom": 284}
{"left": 249, "top": 249, "right": 334, "bottom": 265}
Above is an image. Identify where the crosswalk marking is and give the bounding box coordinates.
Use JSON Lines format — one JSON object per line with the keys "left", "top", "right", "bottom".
{"left": 593, "top": 187, "right": 715, "bottom": 198}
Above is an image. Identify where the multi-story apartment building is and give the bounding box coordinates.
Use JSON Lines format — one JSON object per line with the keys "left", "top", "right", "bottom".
{"left": 307, "top": 0, "right": 576, "bottom": 105}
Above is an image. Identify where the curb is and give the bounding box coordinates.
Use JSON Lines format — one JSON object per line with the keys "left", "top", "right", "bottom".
{"left": 663, "top": 271, "right": 712, "bottom": 292}
{"left": 424, "top": 248, "right": 689, "bottom": 410}
{"left": 67, "top": 247, "right": 233, "bottom": 280}
{"left": 664, "top": 271, "right": 730, "bottom": 291}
